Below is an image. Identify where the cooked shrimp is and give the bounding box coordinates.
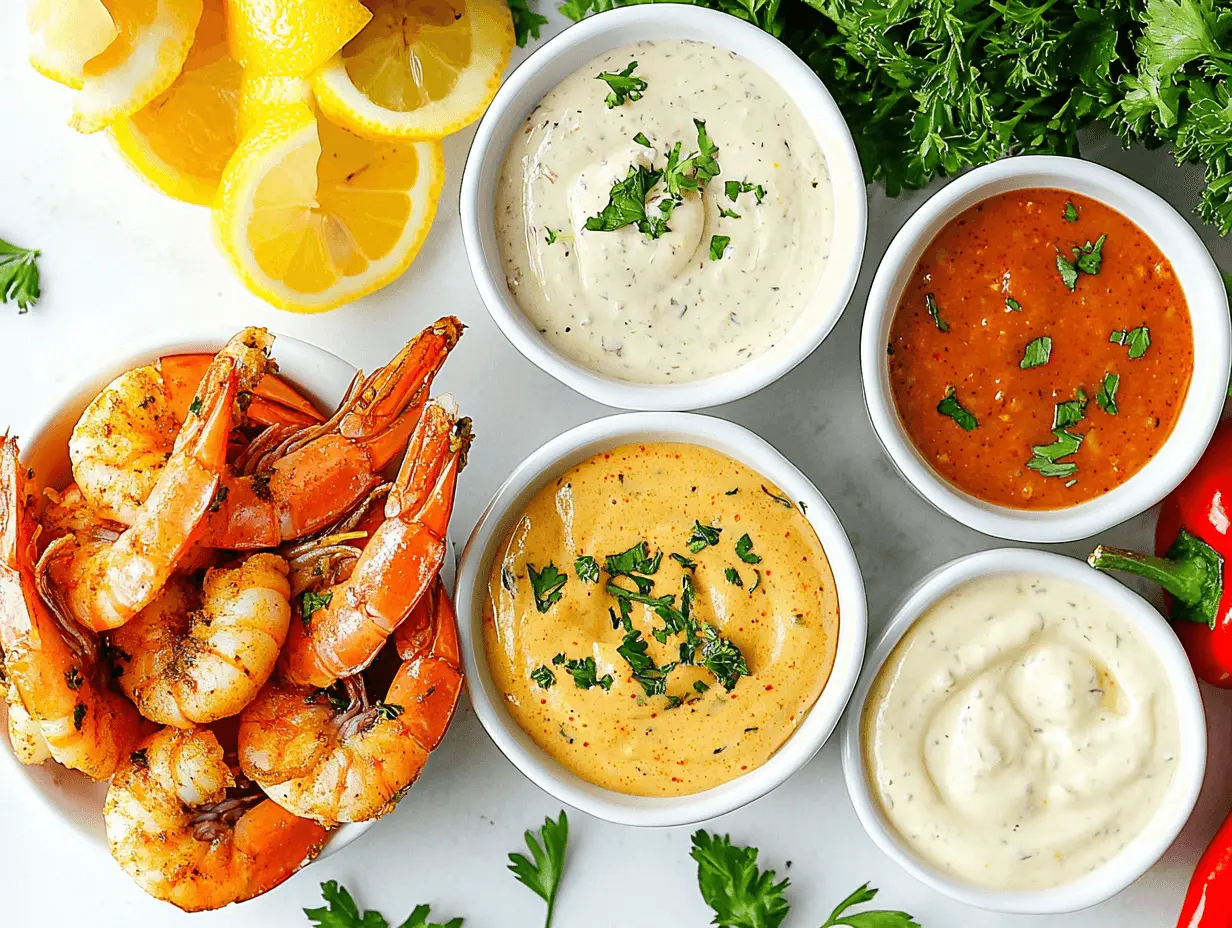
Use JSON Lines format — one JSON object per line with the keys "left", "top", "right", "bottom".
{"left": 108, "top": 553, "right": 292, "bottom": 727}
{"left": 158, "top": 352, "right": 325, "bottom": 428}
{"left": 200, "top": 317, "right": 463, "bottom": 551}
{"left": 237, "top": 579, "right": 462, "bottom": 825}
{"left": 38, "top": 484, "right": 124, "bottom": 547}
{"left": 104, "top": 726, "right": 329, "bottom": 912}
{"left": 0, "top": 437, "right": 140, "bottom": 778}
{"left": 42, "top": 352, "right": 240, "bottom": 632}
{"left": 277, "top": 396, "right": 472, "bottom": 687}
{"left": 69, "top": 328, "right": 274, "bottom": 525}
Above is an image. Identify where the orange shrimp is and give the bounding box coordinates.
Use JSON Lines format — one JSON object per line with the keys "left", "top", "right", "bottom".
{"left": 158, "top": 352, "right": 325, "bottom": 428}
{"left": 277, "top": 396, "right": 472, "bottom": 688}
{"left": 0, "top": 437, "right": 140, "bottom": 779}
{"left": 199, "top": 316, "right": 463, "bottom": 551}
{"left": 237, "top": 579, "right": 463, "bottom": 825}
{"left": 42, "top": 353, "right": 239, "bottom": 632}
{"left": 104, "top": 726, "right": 329, "bottom": 911}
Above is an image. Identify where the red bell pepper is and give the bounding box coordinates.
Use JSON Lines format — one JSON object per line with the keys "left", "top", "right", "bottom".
{"left": 1089, "top": 420, "right": 1232, "bottom": 687}
{"left": 1177, "top": 807, "right": 1232, "bottom": 927}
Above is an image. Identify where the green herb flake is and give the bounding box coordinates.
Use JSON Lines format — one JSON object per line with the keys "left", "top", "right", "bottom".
{"left": 718, "top": 207, "right": 741, "bottom": 219}
{"left": 633, "top": 131, "right": 652, "bottom": 148}
{"left": 761, "top": 485, "right": 793, "bottom": 508}
{"left": 0, "top": 238, "right": 41, "bottom": 313}
{"left": 188, "top": 396, "right": 203, "bottom": 416}
{"left": 734, "top": 533, "right": 762, "bottom": 564}
{"left": 544, "top": 228, "right": 558, "bottom": 245}
{"left": 692, "top": 119, "right": 721, "bottom": 184}
{"left": 709, "top": 235, "right": 731, "bottom": 260}
{"left": 1064, "top": 200, "right": 1080, "bottom": 222}
{"left": 1073, "top": 233, "right": 1107, "bottom": 275}
{"left": 605, "top": 541, "right": 661, "bottom": 578}
{"left": 670, "top": 552, "right": 697, "bottom": 569}
{"left": 937, "top": 387, "right": 978, "bottom": 431}
{"left": 1056, "top": 253, "right": 1079, "bottom": 291}
{"left": 301, "top": 590, "right": 332, "bottom": 622}
{"left": 1052, "top": 388, "right": 1088, "bottom": 429}
{"left": 562, "top": 656, "right": 613, "bottom": 691}
{"left": 1005, "top": 297, "right": 1023, "bottom": 312}
{"left": 527, "top": 562, "right": 568, "bottom": 613}
{"left": 724, "top": 567, "right": 743, "bottom": 588}
{"left": 584, "top": 164, "right": 664, "bottom": 239}
{"left": 1096, "top": 372, "right": 1120, "bottom": 415}
{"left": 693, "top": 680, "right": 710, "bottom": 694}
{"left": 925, "top": 292, "right": 949, "bottom": 332}
{"left": 507, "top": 812, "right": 568, "bottom": 928}
{"left": 1019, "top": 336, "right": 1053, "bottom": 369}
{"left": 700, "top": 625, "right": 749, "bottom": 691}
{"left": 687, "top": 521, "right": 722, "bottom": 553}
{"left": 305, "top": 881, "right": 463, "bottom": 928}
{"left": 574, "top": 555, "right": 600, "bottom": 583}
{"left": 1027, "top": 429, "right": 1084, "bottom": 478}
{"left": 723, "top": 179, "right": 765, "bottom": 203}
{"left": 1127, "top": 325, "right": 1151, "bottom": 359}
{"left": 596, "top": 61, "right": 646, "bottom": 108}
{"left": 530, "top": 665, "right": 555, "bottom": 689}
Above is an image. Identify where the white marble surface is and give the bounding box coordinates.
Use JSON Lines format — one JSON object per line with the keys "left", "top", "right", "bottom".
{"left": 2, "top": 7, "right": 1231, "bottom": 926}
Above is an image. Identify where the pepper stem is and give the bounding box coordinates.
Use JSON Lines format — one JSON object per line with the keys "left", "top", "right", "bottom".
{"left": 1087, "top": 546, "right": 1207, "bottom": 604}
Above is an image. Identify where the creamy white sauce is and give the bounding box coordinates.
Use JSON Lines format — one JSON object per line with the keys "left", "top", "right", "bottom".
{"left": 495, "top": 40, "right": 834, "bottom": 384}
{"left": 862, "top": 573, "right": 1180, "bottom": 891}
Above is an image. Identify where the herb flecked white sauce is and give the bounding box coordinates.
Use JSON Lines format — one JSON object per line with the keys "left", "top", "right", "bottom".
{"left": 494, "top": 40, "right": 834, "bottom": 384}
{"left": 862, "top": 573, "right": 1180, "bottom": 891}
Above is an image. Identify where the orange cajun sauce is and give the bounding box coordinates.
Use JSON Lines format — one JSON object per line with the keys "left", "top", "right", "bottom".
{"left": 888, "top": 188, "right": 1193, "bottom": 509}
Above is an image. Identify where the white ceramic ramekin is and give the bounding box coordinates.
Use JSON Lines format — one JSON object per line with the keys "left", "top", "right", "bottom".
{"left": 459, "top": 6, "right": 867, "bottom": 411}
{"left": 841, "top": 548, "right": 1207, "bottom": 915}
{"left": 454, "top": 413, "right": 867, "bottom": 825}
{"left": 2, "top": 330, "right": 389, "bottom": 863}
{"left": 861, "top": 156, "right": 1230, "bottom": 543}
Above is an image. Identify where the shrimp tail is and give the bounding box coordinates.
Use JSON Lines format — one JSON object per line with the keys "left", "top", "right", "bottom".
{"left": 389, "top": 578, "right": 463, "bottom": 756}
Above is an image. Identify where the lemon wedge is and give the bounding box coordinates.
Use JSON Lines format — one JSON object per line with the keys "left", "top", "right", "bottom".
{"left": 28, "top": 0, "right": 119, "bottom": 90}
{"left": 110, "top": 0, "right": 241, "bottom": 205}
{"left": 312, "top": 0, "right": 513, "bottom": 141}
{"left": 225, "top": 0, "right": 372, "bottom": 76}
{"left": 213, "top": 105, "right": 444, "bottom": 312}
{"left": 69, "top": 0, "right": 204, "bottom": 134}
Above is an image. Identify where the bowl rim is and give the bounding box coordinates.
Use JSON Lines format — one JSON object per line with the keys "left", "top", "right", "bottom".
{"left": 453, "top": 411, "right": 868, "bottom": 826}
{"left": 458, "top": 4, "right": 868, "bottom": 411}
{"left": 839, "top": 547, "right": 1208, "bottom": 915}
{"left": 860, "top": 154, "right": 1231, "bottom": 543}
{"left": 2, "top": 328, "right": 378, "bottom": 862}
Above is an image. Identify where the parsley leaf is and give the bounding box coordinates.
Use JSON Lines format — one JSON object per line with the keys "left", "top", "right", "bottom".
{"left": 718, "top": 207, "right": 742, "bottom": 219}
{"left": 690, "top": 831, "right": 790, "bottom": 928}
{"left": 0, "top": 238, "right": 41, "bottom": 313}
{"left": 584, "top": 165, "right": 665, "bottom": 238}
{"left": 692, "top": 119, "right": 721, "bottom": 184}
{"left": 724, "top": 179, "right": 765, "bottom": 203}
{"left": 1056, "top": 253, "right": 1080, "bottom": 291}
{"left": 687, "top": 520, "right": 722, "bottom": 552}
{"left": 1112, "top": 325, "right": 1152, "bottom": 358}
{"left": 562, "top": 655, "right": 613, "bottom": 691}
{"left": 528, "top": 563, "right": 567, "bottom": 613}
{"left": 596, "top": 61, "right": 646, "bottom": 108}
{"left": 710, "top": 235, "right": 731, "bottom": 260}
{"left": 574, "top": 555, "right": 600, "bottom": 583}
{"left": 304, "top": 881, "right": 463, "bottom": 928}
{"left": 302, "top": 590, "right": 332, "bottom": 622}
{"left": 1027, "top": 429, "right": 1084, "bottom": 478}
{"left": 819, "top": 883, "right": 922, "bottom": 928}
{"left": 633, "top": 131, "right": 652, "bottom": 147}
{"left": 700, "top": 625, "right": 749, "bottom": 691}
{"left": 663, "top": 141, "right": 700, "bottom": 199}
{"left": 734, "top": 534, "right": 762, "bottom": 564}
{"left": 1005, "top": 297, "right": 1023, "bottom": 312}
{"left": 508, "top": 812, "right": 569, "bottom": 928}
{"left": 936, "top": 388, "right": 977, "bottom": 431}
{"left": 544, "top": 228, "right": 558, "bottom": 245}
{"left": 618, "top": 626, "right": 673, "bottom": 695}
{"left": 1053, "top": 388, "right": 1088, "bottom": 429}
{"left": 671, "top": 552, "right": 697, "bottom": 569}
{"left": 924, "top": 293, "right": 948, "bottom": 332}
{"left": 1096, "top": 372, "right": 1120, "bottom": 414}
{"left": 724, "top": 566, "right": 744, "bottom": 588}
{"left": 1072, "top": 233, "right": 1107, "bottom": 274}
{"left": 605, "top": 541, "right": 661, "bottom": 578}
{"left": 1064, "top": 200, "right": 1080, "bottom": 222}
{"left": 531, "top": 665, "right": 556, "bottom": 689}
{"left": 1019, "top": 336, "right": 1053, "bottom": 369}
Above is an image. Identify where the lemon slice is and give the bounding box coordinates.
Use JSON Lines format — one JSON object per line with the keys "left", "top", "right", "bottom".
{"left": 110, "top": 0, "right": 241, "bottom": 205}
{"left": 213, "top": 105, "right": 444, "bottom": 312}
{"left": 28, "top": 0, "right": 119, "bottom": 90}
{"left": 312, "top": 0, "right": 514, "bottom": 141}
{"left": 226, "top": 0, "right": 372, "bottom": 76}
{"left": 69, "top": 0, "right": 204, "bottom": 134}
{"left": 238, "top": 74, "right": 314, "bottom": 133}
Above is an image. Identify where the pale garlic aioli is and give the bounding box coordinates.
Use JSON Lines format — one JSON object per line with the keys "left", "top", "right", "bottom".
{"left": 494, "top": 40, "right": 834, "bottom": 383}
{"left": 862, "top": 573, "right": 1180, "bottom": 891}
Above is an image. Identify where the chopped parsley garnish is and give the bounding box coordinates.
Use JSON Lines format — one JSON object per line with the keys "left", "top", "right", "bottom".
{"left": 1005, "top": 297, "right": 1022, "bottom": 312}
{"left": 618, "top": 627, "right": 672, "bottom": 696}
{"left": 605, "top": 541, "right": 661, "bottom": 578}
{"left": 692, "top": 120, "right": 720, "bottom": 184}
{"left": 1052, "top": 388, "right": 1088, "bottom": 429}
{"left": 574, "top": 555, "right": 600, "bottom": 583}
{"left": 699, "top": 626, "right": 749, "bottom": 692}
{"left": 687, "top": 521, "right": 722, "bottom": 552}
{"left": 562, "top": 656, "right": 613, "bottom": 691}
{"left": 734, "top": 533, "right": 761, "bottom": 564}
{"left": 1095, "top": 372, "right": 1120, "bottom": 415}
{"left": 694, "top": 680, "right": 710, "bottom": 694}
{"left": 724, "top": 567, "right": 743, "bottom": 588}
{"left": 1057, "top": 234, "right": 1107, "bottom": 290}
{"left": 664, "top": 141, "right": 700, "bottom": 199}
{"left": 584, "top": 164, "right": 665, "bottom": 238}
{"left": 1027, "top": 429, "right": 1084, "bottom": 478}
{"left": 302, "top": 590, "right": 332, "bottom": 622}
{"left": 507, "top": 812, "right": 568, "bottom": 928}
{"left": 530, "top": 665, "right": 556, "bottom": 689}
{"left": 761, "top": 485, "right": 793, "bottom": 509}
{"left": 1019, "top": 336, "right": 1052, "bottom": 369}
{"left": 596, "top": 61, "right": 646, "bottom": 108}
{"left": 924, "top": 293, "right": 949, "bottom": 332}
{"left": 1111, "top": 325, "right": 1151, "bottom": 358}
{"left": 718, "top": 207, "right": 741, "bottom": 220}
{"left": 937, "top": 388, "right": 977, "bottom": 431}
{"left": 544, "top": 228, "right": 558, "bottom": 245}
{"left": 0, "top": 238, "right": 41, "bottom": 313}
{"left": 633, "top": 131, "right": 651, "bottom": 148}
{"left": 1063, "top": 200, "right": 1080, "bottom": 222}
{"left": 1056, "top": 253, "right": 1080, "bottom": 291}
{"left": 188, "top": 396, "right": 203, "bottom": 416}
{"left": 73, "top": 703, "right": 86, "bottom": 730}
{"left": 527, "top": 562, "right": 568, "bottom": 613}
{"left": 723, "top": 179, "right": 765, "bottom": 203}
{"left": 709, "top": 235, "right": 731, "bottom": 260}
{"left": 670, "top": 552, "right": 697, "bottom": 569}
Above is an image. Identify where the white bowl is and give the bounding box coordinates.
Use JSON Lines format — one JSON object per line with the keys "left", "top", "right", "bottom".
{"left": 860, "top": 156, "right": 1230, "bottom": 543}
{"left": 1, "top": 329, "right": 415, "bottom": 863}
{"left": 459, "top": 6, "right": 867, "bottom": 411}
{"left": 841, "top": 548, "right": 1207, "bottom": 915}
{"left": 454, "top": 412, "right": 867, "bottom": 825}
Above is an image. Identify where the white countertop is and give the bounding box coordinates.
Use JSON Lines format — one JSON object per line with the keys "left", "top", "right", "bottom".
{"left": 2, "top": 8, "right": 1231, "bottom": 927}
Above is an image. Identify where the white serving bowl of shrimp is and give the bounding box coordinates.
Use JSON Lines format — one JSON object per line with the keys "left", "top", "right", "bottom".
{"left": 0, "top": 322, "right": 466, "bottom": 911}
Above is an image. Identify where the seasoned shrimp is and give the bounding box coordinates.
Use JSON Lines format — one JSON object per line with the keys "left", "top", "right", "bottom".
{"left": 0, "top": 437, "right": 140, "bottom": 779}
{"left": 105, "top": 726, "right": 328, "bottom": 912}
{"left": 42, "top": 352, "right": 240, "bottom": 632}
{"left": 238, "top": 579, "right": 463, "bottom": 825}
{"left": 200, "top": 317, "right": 463, "bottom": 551}
{"left": 108, "top": 553, "right": 292, "bottom": 727}
{"left": 69, "top": 328, "right": 274, "bottom": 525}
{"left": 277, "top": 396, "right": 472, "bottom": 687}
{"left": 158, "top": 352, "right": 325, "bottom": 428}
